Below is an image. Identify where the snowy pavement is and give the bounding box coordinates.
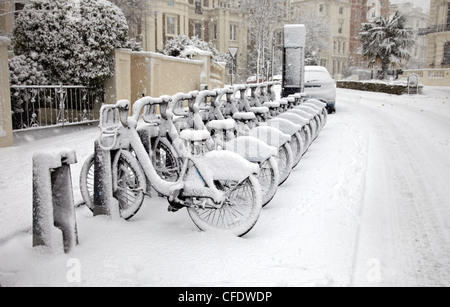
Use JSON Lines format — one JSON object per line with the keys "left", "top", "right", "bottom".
{"left": 0, "top": 87, "right": 449, "bottom": 287}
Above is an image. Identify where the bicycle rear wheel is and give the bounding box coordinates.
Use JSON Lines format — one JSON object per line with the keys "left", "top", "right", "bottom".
{"left": 187, "top": 175, "right": 262, "bottom": 237}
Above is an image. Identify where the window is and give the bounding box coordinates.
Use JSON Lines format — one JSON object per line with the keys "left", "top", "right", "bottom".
{"left": 167, "top": 0, "right": 175, "bottom": 6}
{"left": 447, "top": 3, "right": 450, "bottom": 25}
{"left": 213, "top": 24, "right": 218, "bottom": 40}
{"left": 338, "top": 21, "right": 343, "bottom": 34}
{"left": 166, "top": 16, "right": 176, "bottom": 36}
{"left": 339, "top": 7, "right": 344, "bottom": 14}
{"left": 230, "top": 24, "right": 237, "bottom": 41}
{"left": 195, "top": 0, "right": 202, "bottom": 14}
{"left": 194, "top": 22, "right": 203, "bottom": 39}
{"left": 443, "top": 42, "right": 450, "bottom": 66}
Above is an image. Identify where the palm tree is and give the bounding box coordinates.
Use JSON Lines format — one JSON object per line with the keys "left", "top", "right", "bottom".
{"left": 361, "top": 11, "right": 415, "bottom": 79}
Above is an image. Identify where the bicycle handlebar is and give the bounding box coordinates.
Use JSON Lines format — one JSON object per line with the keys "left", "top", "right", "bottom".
{"left": 131, "top": 95, "right": 172, "bottom": 121}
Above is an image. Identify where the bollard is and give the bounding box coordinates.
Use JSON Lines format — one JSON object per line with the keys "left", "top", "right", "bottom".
{"left": 93, "top": 141, "right": 116, "bottom": 217}
{"left": 33, "top": 149, "right": 78, "bottom": 253}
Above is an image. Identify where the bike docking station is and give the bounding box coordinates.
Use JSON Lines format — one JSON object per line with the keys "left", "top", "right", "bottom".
{"left": 32, "top": 149, "right": 79, "bottom": 254}
{"left": 282, "top": 24, "right": 306, "bottom": 98}
{"left": 93, "top": 100, "right": 134, "bottom": 219}
{"left": 75, "top": 23, "right": 329, "bottom": 240}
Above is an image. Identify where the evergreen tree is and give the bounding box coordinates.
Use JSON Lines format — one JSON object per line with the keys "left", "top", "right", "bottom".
{"left": 11, "top": 0, "right": 130, "bottom": 87}
{"left": 361, "top": 11, "right": 415, "bottom": 79}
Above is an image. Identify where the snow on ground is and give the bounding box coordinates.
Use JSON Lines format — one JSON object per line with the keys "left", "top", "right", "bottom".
{"left": 0, "top": 87, "right": 449, "bottom": 287}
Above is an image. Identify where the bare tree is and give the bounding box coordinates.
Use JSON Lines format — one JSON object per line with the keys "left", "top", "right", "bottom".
{"left": 234, "top": 0, "right": 288, "bottom": 80}
{"left": 295, "top": 12, "right": 330, "bottom": 65}
{"left": 109, "top": 0, "right": 155, "bottom": 44}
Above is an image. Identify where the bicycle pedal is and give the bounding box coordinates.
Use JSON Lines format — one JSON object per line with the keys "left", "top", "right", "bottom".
{"left": 167, "top": 201, "right": 184, "bottom": 212}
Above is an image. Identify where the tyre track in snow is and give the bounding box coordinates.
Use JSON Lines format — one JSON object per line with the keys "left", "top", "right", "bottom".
{"left": 343, "top": 90, "right": 450, "bottom": 286}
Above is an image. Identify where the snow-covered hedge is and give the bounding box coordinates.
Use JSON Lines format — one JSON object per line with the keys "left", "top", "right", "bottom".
{"left": 337, "top": 80, "right": 423, "bottom": 95}
{"left": 161, "top": 35, "right": 230, "bottom": 64}
{"left": 10, "top": 0, "right": 131, "bottom": 87}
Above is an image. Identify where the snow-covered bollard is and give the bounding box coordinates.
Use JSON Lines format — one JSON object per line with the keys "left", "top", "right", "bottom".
{"left": 93, "top": 141, "right": 115, "bottom": 217}
{"left": 32, "top": 149, "right": 78, "bottom": 253}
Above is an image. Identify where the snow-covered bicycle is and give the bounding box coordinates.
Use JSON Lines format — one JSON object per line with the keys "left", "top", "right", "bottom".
{"left": 80, "top": 96, "right": 263, "bottom": 237}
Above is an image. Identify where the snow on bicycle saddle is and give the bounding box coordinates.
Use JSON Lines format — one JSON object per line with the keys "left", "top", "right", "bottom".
{"left": 249, "top": 106, "right": 269, "bottom": 114}
{"left": 232, "top": 112, "right": 256, "bottom": 121}
{"left": 207, "top": 119, "right": 236, "bottom": 131}
{"left": 291, "top": 93, "right": 306, "bottom": 99}
{"left": 180, "top": 129, "right": 210, "bottom": 142}
{"left": 263, "top": 101, "right": 281, "bottom": 108}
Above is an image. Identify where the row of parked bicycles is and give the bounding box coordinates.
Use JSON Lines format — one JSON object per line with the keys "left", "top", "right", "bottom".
{"left": 79, "top": 82, "right": 328, "bottom": 237}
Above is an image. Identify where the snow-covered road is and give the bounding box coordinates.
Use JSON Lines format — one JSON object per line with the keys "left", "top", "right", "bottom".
{"left": 345, "top": 88, "right": 450, "bottom": 286}
{"left": 0, "top": 87, "right": 449, "bottom": 287}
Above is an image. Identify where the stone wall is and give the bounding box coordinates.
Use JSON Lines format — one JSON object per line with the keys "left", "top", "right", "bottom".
{"left": 0, "top": 37, "right": 12, "bottom": 148}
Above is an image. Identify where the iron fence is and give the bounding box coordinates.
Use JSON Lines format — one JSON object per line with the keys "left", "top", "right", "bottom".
{"left": 10, "top": 85, "right": 104, "bottom": 130}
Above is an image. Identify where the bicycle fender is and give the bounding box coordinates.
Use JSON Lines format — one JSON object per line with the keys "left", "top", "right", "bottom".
{"left": 264, "top": 118, "right": 302, "bottom": 136}
{"left": 192, "top": 150, "right": 260, "bottom": 182}
{"left": 224, "top": 136, "right": 278, "bottom": 163}
{"left": 249, "top": 126, "right": 291, "bottom": 148}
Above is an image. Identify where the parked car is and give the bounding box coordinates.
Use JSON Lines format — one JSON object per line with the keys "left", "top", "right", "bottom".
{"left": 304, "top": 66, "right": 336, "bottom": 113}
{"left": 270, "top": 75, "right": 282, "bottom": 82}
{"left": 246, "top": 75, "right": 266, "bottom": 84}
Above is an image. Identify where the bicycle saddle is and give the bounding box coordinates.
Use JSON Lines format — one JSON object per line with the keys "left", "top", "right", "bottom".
{"left": 180, "top": 129, "right": 210, "bottom": 143}
{"left": 207, "top": 119, "right": 236, "bottom": 131}
{"left": 249, "top": 106, "right": 269, "bottom": 114}
{"left": 232, "top": 112, "right": 256, "bottom": 121}
{"left": 263, "top": 101, "right": 281, "bottom": 109}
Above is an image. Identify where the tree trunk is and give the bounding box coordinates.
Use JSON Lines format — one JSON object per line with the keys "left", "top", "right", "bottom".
{"left": 380, "top": 57, "right": 390, "bottom": 80}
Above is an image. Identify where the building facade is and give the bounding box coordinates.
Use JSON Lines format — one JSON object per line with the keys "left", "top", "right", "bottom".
{"left": 140, "top": 0, "right": 248, "bottom": 81}
{"left": 390, "top": 2, "right": 429, "bottom": 69}
{"left": 420, "top": 0, "right": 450, "bottom": 68}
{"left": 291, "top": 0, "right": 352, "bottom": 78}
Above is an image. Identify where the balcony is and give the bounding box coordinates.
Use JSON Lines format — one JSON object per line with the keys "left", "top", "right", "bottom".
{"left": 419, "top": 24, "right": 450, "bottom": 36}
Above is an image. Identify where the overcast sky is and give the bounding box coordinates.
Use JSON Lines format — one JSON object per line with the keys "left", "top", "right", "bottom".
{"left": 390, "top": 0, "right": 431, "bottom": 13}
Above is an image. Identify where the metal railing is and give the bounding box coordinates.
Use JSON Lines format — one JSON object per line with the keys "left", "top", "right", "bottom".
{"left": 419, "top": 24, "right": 450, "bottom": 36}
{"left": 10, "top": 85, "right": 104, "bottom": 130}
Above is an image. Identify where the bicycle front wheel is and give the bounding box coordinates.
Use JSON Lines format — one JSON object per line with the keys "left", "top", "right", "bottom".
{"left": 278, "top": 142, "right": 294, "bottom": 186}
{"left": 258, "top": 157, "right": 279, "bottom": 207}
{"left": 187, "top": 175, "right": 263, "bottom": 237}
{"left": 291, "top": 132, "right": 304, "bottom": 169}
{"left": 79, "top": 151, "right": 146, "bottom": 220}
